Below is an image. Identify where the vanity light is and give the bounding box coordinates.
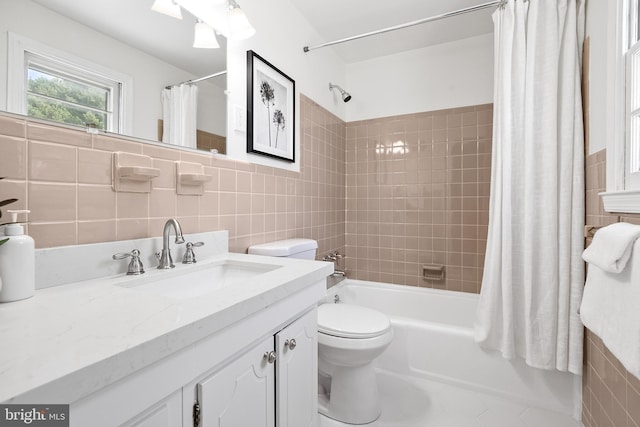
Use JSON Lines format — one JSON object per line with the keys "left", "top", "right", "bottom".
{"left": 151, "top": 0, "right": 183, "bottom": 20}
{"left": 193, "top": 20, "right": 220, "bottom": 49}
{"left": 153, "top": 0, "right": 255, "bottom": 40}
{"left": 228, "top": 1, "right": 256, "bottom": 40}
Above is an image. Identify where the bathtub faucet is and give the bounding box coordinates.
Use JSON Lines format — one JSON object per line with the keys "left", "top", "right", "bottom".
{"left": 322, "top": 251, "right": 343, "bottom": 263}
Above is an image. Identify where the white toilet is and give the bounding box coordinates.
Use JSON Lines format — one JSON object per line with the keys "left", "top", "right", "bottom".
{"left": 248, "top": 239, "right": 393, "bottom": 425}
{"left": 317, "top": 303, "right": 393, "bottom": 425}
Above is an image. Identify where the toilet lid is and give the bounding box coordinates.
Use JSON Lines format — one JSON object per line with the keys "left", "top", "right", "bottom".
{"left": 318, "top": 303, "right": 391, "bottom": 339}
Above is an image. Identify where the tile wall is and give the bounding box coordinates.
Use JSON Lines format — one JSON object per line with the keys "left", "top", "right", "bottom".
{"left": 582, "top": 149, "right": 640, "bottom": 427}
{"left": 0, "top": 94, "right": 345, "bottom": 257}
{"left": 344, "top": 104, "right": 493, "bottom": 293}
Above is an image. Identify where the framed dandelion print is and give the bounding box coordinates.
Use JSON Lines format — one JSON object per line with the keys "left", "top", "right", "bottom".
{"left": 247, "top": 50, "right": 295, "bottom": 162}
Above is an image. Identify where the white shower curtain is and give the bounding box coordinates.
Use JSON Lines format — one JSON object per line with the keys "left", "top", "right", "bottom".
{"left": 474, "top": 0, "right": 585, "bottom": 374}
{"left": 161, "top": 84, "right": 199, "bottom": 149}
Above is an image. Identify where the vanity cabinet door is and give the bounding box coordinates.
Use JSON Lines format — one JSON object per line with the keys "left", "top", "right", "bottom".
{"left": 120, "top": 390, "right": 182, "bottom": 427}
{"left": 196, "top": 335, "right": 275, "bottom": 427}
{"left": 275, "top": 308, "right": 318, "bottom": 427}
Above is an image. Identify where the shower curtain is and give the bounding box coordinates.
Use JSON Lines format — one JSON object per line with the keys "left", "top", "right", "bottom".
{"left": 161, "top": 84, "right": 199, "bottom": 149}
{"left": 474, "top": 0, "right": 585, "bottom": 374}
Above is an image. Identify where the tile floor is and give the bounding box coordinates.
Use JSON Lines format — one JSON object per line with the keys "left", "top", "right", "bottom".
{"left": 319, "top": 369, "right": 583, "bottom": 427}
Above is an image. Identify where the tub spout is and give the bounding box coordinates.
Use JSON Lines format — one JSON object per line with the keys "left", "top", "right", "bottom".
{"left": 332, "top": 269, "right": 346, "bottom": 277}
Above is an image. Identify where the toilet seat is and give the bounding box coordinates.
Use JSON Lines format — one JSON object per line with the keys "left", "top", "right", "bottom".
{"left": 318, "top": 303, "right": 391, "bottom": 339}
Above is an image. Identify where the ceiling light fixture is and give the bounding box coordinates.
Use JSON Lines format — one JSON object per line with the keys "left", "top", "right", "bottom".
{"left": 155, "top": 0, "right": 256, "bottom": 42}
{"left": 151, "top": 0, "right": 183, "bottom": 20}
{"left": 227, "top": 0, "right": 256, "bottom": 40}
{"left": 193, "top": 20, "right": 220, "bottom": 49}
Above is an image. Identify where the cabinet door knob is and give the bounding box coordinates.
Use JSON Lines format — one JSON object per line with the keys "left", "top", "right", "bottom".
{"left": 285, "top": 339, "right": 297, "bottom": 350}
{"left": 263, "top": 351, "right": 277, "bottom": 363}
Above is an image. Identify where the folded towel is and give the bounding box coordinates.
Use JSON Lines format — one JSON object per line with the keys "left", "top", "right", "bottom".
{"left": 580, "top": 239, "right": 640, "bottom": 379}
{"left": 582, "top": 222, "right": 640, "bottom": 273}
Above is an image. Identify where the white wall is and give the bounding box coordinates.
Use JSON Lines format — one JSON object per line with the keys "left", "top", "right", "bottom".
{"left": 226, "top": 0, "right": 347, "bottom": 171}
{"left": 345, "top": 33, "right": 494, "bottom": 122}
{"left": 585, "top": 0, "right": 614, "bottom": 155}
{"left": 0, "top": 0, "right": 226, "bottom": 141}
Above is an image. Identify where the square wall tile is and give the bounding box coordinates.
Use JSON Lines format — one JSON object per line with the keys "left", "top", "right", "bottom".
{"left": 29, "top": 222, "right": 77, "bottom": 248}
{"left": 78, "top": 185, "right": 116, "bottom": 220}
{"left": 28, "top": 123, "right": 91, "bottom": 147}
{"left": 78, "top": 220, "right": 117, "bottom": 245}
{"left": 0, "top": 115, "right": 26, "bottom": 138}
{"left": 78, "top": 149, "right": 112, "bottom": 185}
{"left": 117, "top": 192, "right": 149, "bottom": 219}
{"left": 29, "top": 141, "right": 77, "bottom": 182}
{"left": 28, "top": 182, "right": 76, "bottom": 222}
{"left": 0, "top": 136, "right": 27, "bottom": 179}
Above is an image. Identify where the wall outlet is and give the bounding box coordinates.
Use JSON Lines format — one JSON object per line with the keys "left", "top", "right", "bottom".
{"left": 234, "top": 105, "right": 246, "bottom": 132}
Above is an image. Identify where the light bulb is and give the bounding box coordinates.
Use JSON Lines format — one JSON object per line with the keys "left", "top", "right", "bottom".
{"left": 193, "top": 20, "right": 220, "bottom": 49}
{"left": 151, "top": 0, "right": 183, "bottom": 19}
{"left": 228, "top": 6, "right": 256, "bottom": 40}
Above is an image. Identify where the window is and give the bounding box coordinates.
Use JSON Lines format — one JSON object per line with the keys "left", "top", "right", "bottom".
{"left": 25, "top": 53, "right": 121, "bottom": 132}
{"left": 7, "top": 32, "right": 131, "bottom": 135}
{"left": 626, "top": 0, "right": 640, "bottom": 189}
{"left": 601, "top": 0, "right": 640, "bottom": 213}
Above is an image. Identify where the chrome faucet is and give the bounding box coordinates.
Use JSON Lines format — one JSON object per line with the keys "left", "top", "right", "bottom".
{"left": 322, "top": 250, "right": 347, "bottom": 278}
{"left": 157, "top": 218, "right": 185, "bottom": 269}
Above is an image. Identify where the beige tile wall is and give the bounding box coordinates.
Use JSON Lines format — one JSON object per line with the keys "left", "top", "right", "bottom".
{"left": 344, "top": 104, "right": 492, "bottom": 293}
{"left": 0, "top": 94, "right": 345, "bottom": 257}
{"left": 583, "top": 150, "right": 640, "bottom": 427}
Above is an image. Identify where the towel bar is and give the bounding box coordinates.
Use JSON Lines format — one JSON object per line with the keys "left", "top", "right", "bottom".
{"left": 585, "top": 217, "right": 622, "bottom": 238}
{"left": 584, "top": 225, "right": 601, "bottom": 238}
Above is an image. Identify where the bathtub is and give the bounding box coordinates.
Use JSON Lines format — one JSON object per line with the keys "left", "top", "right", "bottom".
{"left": 327, "top": 279, "right": 582, "bottom": 419}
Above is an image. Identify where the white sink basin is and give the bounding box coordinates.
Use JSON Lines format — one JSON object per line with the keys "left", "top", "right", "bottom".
{"left": 116, "top": 260, "right": 281, "bottom": 299}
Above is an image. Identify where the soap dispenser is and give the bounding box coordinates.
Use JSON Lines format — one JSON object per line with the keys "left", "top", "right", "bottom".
{"left": 0, "top": 209, "right": 35, "bottom": 302}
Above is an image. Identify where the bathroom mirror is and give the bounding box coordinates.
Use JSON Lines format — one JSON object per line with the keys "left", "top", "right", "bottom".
{"left": 0, "top": 0, "right": 227, "bottom": 154}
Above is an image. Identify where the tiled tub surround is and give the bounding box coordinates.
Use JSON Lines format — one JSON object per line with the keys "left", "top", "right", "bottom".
{"left": 344, "top": 104, "right": 492, "bottom": 293}
{"left": 0, "top": 94, "right": 345, "bottom": 257}
{"left": 583, "top": 150, "right": 640, "bottom": 427}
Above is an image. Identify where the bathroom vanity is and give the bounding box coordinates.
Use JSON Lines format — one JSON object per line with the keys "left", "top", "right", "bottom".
{"left": 0, "top": 231, "right": 332, "bottom": 427}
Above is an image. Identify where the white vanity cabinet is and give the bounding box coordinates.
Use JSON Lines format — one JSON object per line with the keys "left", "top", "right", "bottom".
{"left": 184, "top": 309, "right": 318, "bottom": 427}
{"left": 275, "top": 309, "right": 318, "bottom": 427}
{"left": 187, "top": 335, "right": 276, "bottom": 427}
{"left": 69, "top": 283, "right": 322, "bottom": 427}
{"left": 121, "top": 390, "right": 182, "bottom": 427}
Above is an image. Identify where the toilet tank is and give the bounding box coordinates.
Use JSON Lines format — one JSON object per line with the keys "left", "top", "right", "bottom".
{"left": 247, "top": 239, "right": 318, "bottom": 260}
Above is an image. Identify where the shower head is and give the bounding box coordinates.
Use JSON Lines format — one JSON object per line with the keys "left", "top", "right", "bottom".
{"left": 329, "top": 83, "right": 352, "bottom": 103}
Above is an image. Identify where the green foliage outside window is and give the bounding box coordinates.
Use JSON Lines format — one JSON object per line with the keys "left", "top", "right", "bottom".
{"left": 27, "top": 73, "right": 108, "bottom": 130}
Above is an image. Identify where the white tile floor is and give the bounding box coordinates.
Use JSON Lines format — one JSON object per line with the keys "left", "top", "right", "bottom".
{"left": 318, "top": 370, "right": 584, "bottom": 427}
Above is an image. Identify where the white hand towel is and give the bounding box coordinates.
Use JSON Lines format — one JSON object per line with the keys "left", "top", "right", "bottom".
{"left": 582, "top": 222, "right": 640, "bottom": 273}
{"left": 580, "top": 239, "right": 640, "bottom": 379}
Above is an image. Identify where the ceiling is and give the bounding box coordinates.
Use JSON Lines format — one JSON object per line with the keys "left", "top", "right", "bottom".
{"left": 292, "top": 0, "right": 496, "bottom": 63}
{"left": 30, "top": 0, "right": 496, "bottom": 73}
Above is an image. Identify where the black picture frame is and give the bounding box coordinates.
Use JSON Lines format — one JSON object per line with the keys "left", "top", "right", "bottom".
{"left": 246, "top": 50, "right": 295, "bottom": 162}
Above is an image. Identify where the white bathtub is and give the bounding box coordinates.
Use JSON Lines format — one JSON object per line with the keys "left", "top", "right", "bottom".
{"left": 327, "top": 279, "right": 582, "bottom": 419}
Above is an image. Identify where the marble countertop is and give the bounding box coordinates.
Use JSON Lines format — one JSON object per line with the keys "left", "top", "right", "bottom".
{"left": 0, "top": 252, "right": 332, "bottom": 403}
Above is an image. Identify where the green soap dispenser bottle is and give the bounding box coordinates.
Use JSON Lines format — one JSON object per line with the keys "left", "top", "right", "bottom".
{"left": 0, "top": 209, "right": 35, "bottom": 302}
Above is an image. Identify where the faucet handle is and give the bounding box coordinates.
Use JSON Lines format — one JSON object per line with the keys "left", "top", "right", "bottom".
{"left": 182, "top": 241, "right": 204, "bottom": 264}
{"left": 113, "top": 249, "right": 145, "bottom": 275}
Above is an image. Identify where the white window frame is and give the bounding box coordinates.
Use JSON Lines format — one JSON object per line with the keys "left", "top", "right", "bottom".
{"left": 602, "top": 0, "right": 640, "bottom": 212}
{"left": 6, "top": 32, "right": 132, "bottom": 135}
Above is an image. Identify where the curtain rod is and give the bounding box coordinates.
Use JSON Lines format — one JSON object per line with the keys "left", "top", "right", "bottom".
{"left": 302, "top": 0, "right": 503, "bottom": 53}
{"left": 166, "top": 70, "right": 227, "bottom": 89}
